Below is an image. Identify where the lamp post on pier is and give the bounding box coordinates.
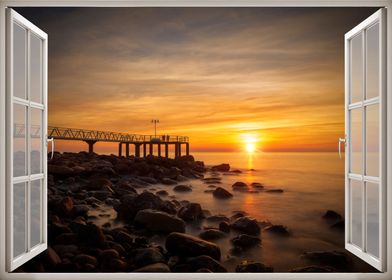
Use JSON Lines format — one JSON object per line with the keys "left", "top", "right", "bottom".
{"left": 151, "top": 119, "right": 159, "bottom": 138}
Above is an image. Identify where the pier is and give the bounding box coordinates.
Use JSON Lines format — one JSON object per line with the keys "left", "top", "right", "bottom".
{"left": 15, "top": 125, "right": 190, "bottom": 158}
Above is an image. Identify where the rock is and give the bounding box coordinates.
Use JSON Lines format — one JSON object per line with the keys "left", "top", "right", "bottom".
{"left": 199, "top": 229, "right": 226, "bottom": 240}
{"left": 133, "top": 248, "right": 165, "bottom": 268}
{"left": 101, "top": 258, "right": 127, "bottom": 272}
{"left": 115, "top": 231, "right": 134, "bottom": 247}
{"left": 211, "top": 164, "right": 230, "bottom": 172}
{"left": 138, "top": 176, "right": 158, "bottom": 184}
{"left": 71, "top": 205, "right": 89, "bottom": 217}
{"left": 71, "top": 222, "right": 106, "bottom": 246}
{"left": 162, "top": 178, "right": 177, "bottom": 185}
{"left": 48, "top": 165, "right": 74, "bottom": 177}
{"left": 87, "top": 177, "right": 113, "bottom": 191}
{"left": 212, "top": 187, "right": 233, "bottom": 199}
{"left": 263, "top": 225, "right": 291, "bottom": 237}
{"left": 74, "top": 254, "right": 98, "bottom": 268}
{"left": 230, "top": 169, "right": 242, "bottom": 173}
{"left": 231, "top": 216, "right": 261, "bottom": 235}
{"left": 301, "top": 251, "right": 350, "bottom": 270}
{"left": 235, "top": 261, "right": 273, "bottom": 272}
{"left": 290, "top": 265, "right": 335, "bottom": 272}
{"left": 232, "top": 182, "right": 248, "bottom": 191}
{"left": 54, "top": 233, "right": 78, "bottom": 245}
{"left": 322, "top": 210, "right": 343, "bottom": 221}
{"left": 134, "top": 209, "right": 186, "bottom": 233}
{"left": 56, "top": 196, "right": 74, "bottom": 217}
{"left": 204, "top": 190, "right": 214, "bottom": 193}
{"left": 265, "top": 189, "right": 284, "bottom": 193}
{"left": 197, "top": 268, "right": 212, "bottom": 272}
{"left": 251, "top": 182, "right": 264, "bottom": 189}
{"left": 166, "top": 232, "right": 221, "bottom": 260}
{"left": 173, "top": 184, "right": 192, "bottom": 192}
{"left": 230, "top": 212, "right": 245, "bottom": 221}
{"left": 206, "top": 215, "right": 230, "bottom": 223}
{"left": 219, "top": 221, "right": 230, "bottom": 233}
{"left": 90, "top": 190, "right": 112, "bottom": 201}
{"left": 53, "top": 245, "right": 79, "bottom": 257}
{"left": 133, "top": 263, "right": 170, "bottom": 272}
{"left": 101, "top": 249, "right": 120, "bottom": 260}
{"left": 231, "top": 234, "right": 261, "bottom": 248}
{"left": 178, "top": 203, "right": 205, "bottom": 221}
{"left": 44, "top": 247, "right": 61, "bottom": 268}
{"left": 187, "top": 255, "right": 227, "bottom": 272}
{"left": 156, "top": 190, "right": 168, "bottom": 196}
{"left": 207, "top": 185, "right": 217, "bottom": 188}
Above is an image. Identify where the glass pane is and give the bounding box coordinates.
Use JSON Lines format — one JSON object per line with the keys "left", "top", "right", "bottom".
{"left": 366, "top": 182, "right": 379, "bottom": 258}
{"left": 13, "top": 23, "right": 26, "bottom": 100}
{"left": 30, "top": 34, "right": 43, "bottom": 103}
{"left": 366, "top": 104, "right": 379, "bottom": 177}
{"left": 30, "top": 180, "right": 41, "bottom": 248}
{"left": 350, "top": 109, "right": 363, "bottom": 174}
{"left": 14, "top": 182, "right": 26, "bottom": 257}
{"left": 366, "top": 23, "right": 380, "bottom": 99}
{"left": 351, "top": 33, "right": 363, "bottom": 103}
{"left": 351, "top": 180, "right": 363, "bottom": 248}
{"left": 13, "top": 104, "right": 27, "bottom": 177}
{"left": 31, "top": 108, "right": 42, "bottom": 174}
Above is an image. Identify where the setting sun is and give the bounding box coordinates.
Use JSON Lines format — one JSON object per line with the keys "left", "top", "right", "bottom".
{"left": 246, "top": 143, "right": 256, "bottom": 153}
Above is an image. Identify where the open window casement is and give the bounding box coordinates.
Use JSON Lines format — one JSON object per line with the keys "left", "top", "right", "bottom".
{"left": 344, "top": 8, "right": 386, "bottom": 271}
{"left": 6, "top": 8, "right": 48, "bottom": 271}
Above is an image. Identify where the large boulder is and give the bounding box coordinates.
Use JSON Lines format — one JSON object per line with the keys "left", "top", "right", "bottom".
{"left": 48, "top": 164, "right": 74, "bottom": 177}
{"left": 263, "top": 225, "right": 290, "bottom": 237}
{"left": 133, "top": 248, "right": 165, "bottom": 268}
{"left": 134, "top": 209, "right": 186, "bottom": 233}
{"left": 199, "top": 229, "right": 226, "bottom": 240}
{"left": 166, "top": 232, "right": 221, "bottom": 260}
{"left": 213, "top": 187, "right": 233, "bottom": 199}
{"left": 178, "top": 203, "right": 205, "bottom": 221}
{"left": 232, "top": 182, "right": 248, "bottom": 192}
{"left": 231, "top": 216, "right": 260, "bottom": 235}
{"left": 173, "top": 184, "right": 192, "bottom": 192}
{"left": 231, "top": 234, "right": 261, "bottom": 248}
{"left": 235, "top": 261, "right": 273, "bottom": 272}
{"left": 211, "top": 164, "right": 230, "bottom": 172}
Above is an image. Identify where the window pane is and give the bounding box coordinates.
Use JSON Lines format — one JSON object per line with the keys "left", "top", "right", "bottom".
{"left": 366, "top": 182, "right": 379, "bottom": 258}
{"left": 14, "top": 182, "right": 26, "bottom": 257}
{"left": 31, "top": 108, "right": 42, "bottom": 174}
{"left": 366, "top": 104, "right": 379, "bottom": 177}
{"left": 351, "top": 180, "right": 363, "bottom": 248}
{"left": 30, "top": 180, "right": 41, "bottom": 248}
{"left": 351, "top": 33, "right": 363, "bottom": 103}
{"left": 366, "top": 23, "right": 379, "bottom": 99}
{"left": 350, "top": 109, "right": 363, "bottom": 174}
{"left": 13, "top": 104, "right": 27, "bottom": 177}
{"left": 30, "top": 34, "right": 43, "bottom": 103}
{"left": 13, "top": 23, "right": 26, "bottom": 100}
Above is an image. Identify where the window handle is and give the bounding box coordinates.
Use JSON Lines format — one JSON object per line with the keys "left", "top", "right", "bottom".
{"left": 338, "top": 137, "right": 346, "bottom": 159}
{"left": 47, "top": 138, "right": 54, "bottom": 160}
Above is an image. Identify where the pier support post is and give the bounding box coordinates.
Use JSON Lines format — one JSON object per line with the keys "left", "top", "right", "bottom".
{"left": 85, "top": 140, "right": 97, "bottom": 154}
{"left": 135, "top": 143, "right": 141, "bottom": 158}
{"left": 186, "top": 143, "right": 190, "bottom": 156}
{"left": 149, "top": 143, "right": 153, "bottom": 156}
{"left": 143, "top": 143, "right": 147, "bottom": 157}
{"left": 158, "top": 144, "right": 161, "bottom": 157}
{"left": 165, "top": 143, "right": 169, "bottom": 158}
{"left": 178, "top": 143, "right": 182, "bottom": 157}
{"left": 126, "top": 143, "right": 130, "bottom": 157}
{"left": 118, "top": 142, "right": 123, "bottom": 157}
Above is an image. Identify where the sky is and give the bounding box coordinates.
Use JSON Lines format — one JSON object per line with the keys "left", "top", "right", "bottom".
{"left": 16, "top": 7, "right": 378, "bottom": 153}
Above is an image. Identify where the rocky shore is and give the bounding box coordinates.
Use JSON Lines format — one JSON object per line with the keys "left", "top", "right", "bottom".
{"left": 17, "top": 152, "right": 368, "bottom": 273}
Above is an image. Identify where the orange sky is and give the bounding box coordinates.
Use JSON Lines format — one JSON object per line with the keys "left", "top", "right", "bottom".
{"left": 18, "top": 7, "right": 377, "bottom": 153}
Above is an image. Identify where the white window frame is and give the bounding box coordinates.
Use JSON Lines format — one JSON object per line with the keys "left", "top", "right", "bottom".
{"left": 0, "top": 1, "right": 391, "bottom": 280}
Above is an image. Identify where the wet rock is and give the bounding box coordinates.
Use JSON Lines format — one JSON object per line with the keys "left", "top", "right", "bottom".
{"left": 56, "top": 196, "right": 74, "bottom": 217}
{"left": 290, "top": 265, "right": 335, "bottom": 272}
{"left": 166, "top": 232, "right": 221, "bottom": 260}
{"left": 232, "top": 182, "right": 248, "bottom": 191}
{"left": 54, "top": 233, "right": 78, "bottom": 245}
{"left": 133, "top": 248, "right": 165, "bottom": 268}
{"left": 265, "top": 189, "right": 284, "bottom": 193}
{"left": 187, "top": 255, "right": 227, "bottom": 272}
{"left": 231, "top": 216, "right": 261, "bottom": 235}
{"left": 162, "top": 178, "right": 177, "bottom": 185}
{"left": 199, "top": 229, "right": 226, "bottom": 240}
{"left": 322, "top": 210, "right": 342, "bottom": 221}
{"left": 133, "top": 263, "right": 170, "bottom": 272}
{"left": 138, "top": 176, "right": 158, "bottom": 184}
{"left": 251, "top": 182, "right": 264, "bottom": 189}
{"left": 87, "top": 177, "right": 113, "bottom": 191}
{"left": 178, "top": 203, "right": 205, "bottom": 221}
{"left": 90, "top": 190, "right": 112, "bottom": 201}
{"left": 211, "top": 164, "right": 230, "bottom": 172}
{"left": 231, "top": 234, "right": 261, "bottom": 248}
{"left": 206, "top": 215, "right": 230, "bottom": 224}
{"left": 235, "top": 261, "right": 273, "bottom": 272}
{"left": 71, "top": 222, "right": 106, "bottom": 246}
{"left": 219, "top": 221, "right": 230, "bottom": 233}
{"left": 156, "top": 190, "right": 168, "bottom": 196}
{"left": 101, "top": 249, "right": 120, "bottom": 260}
{"left": 173, "top": 184, "right": 192, "bottom": 192}
{"left": 53, "top": 245, "right": 79, "bottom": 257}
{"left": 230, "top": 169, "right": 242, "bottom": 173}
{"left": 204, "top": 190, "right": 214, "bottom": 193}
{"left": 48, "top": 165, "right": 74, "bottom": 177}
{"left": 100, "top": 258, "right": 127, "bottom": 272}
{"left": 71, "top": 205, "right": 89, "bottom": 217}
{"left": 263, "top": 225, "right": 291, "bottom": 237}
{"left": 230, "top": 212, "right": 245, "bottom": 221}
{"left": 213, "top": 187, "right": 233, "bottom": 199}
{"left": 301, "top": 251, "right": 350, "bottom": 270}
{"left": 207, "top": 184, "right": 217, "bottom": 188}
{"left": 44, "top": 247, "right": 61, "bottom": 268}
{"left": 115, "top": 231, "right": 133, "bottom": 248}
{"left": 134, "top": 209, "right": 186, "bottom": 233}
{"left": 197, "top": 268, "right": 212, "bottom": 272}
{"left": 74, "top": 254, "right": 98, "bottom": 268}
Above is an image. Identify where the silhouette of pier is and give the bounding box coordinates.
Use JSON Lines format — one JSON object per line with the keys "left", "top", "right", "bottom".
{"left": 14, "top": 124, "right": 190, "bottom": 158}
